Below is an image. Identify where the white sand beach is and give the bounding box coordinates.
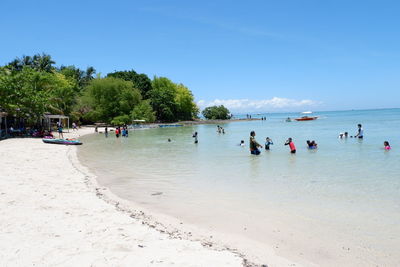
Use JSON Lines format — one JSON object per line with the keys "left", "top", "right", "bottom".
{"left": 0, "top": 129, "right": 246, "bottom": 267}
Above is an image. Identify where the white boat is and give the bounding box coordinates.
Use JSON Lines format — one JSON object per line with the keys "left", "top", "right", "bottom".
{"left": 301, "top": 111, "right": 313, "bottom": 114}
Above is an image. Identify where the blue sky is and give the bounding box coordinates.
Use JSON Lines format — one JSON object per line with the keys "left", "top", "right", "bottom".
{"left": 1, "top": 0, "right": 399, "bottom": 112}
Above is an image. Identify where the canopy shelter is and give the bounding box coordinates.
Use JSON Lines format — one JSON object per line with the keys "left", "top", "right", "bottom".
{"left": 0, "top": 111, "right": 8, "bottom": 139}
{"left": 44, "top": 114, "right": 70, "bottom": 133}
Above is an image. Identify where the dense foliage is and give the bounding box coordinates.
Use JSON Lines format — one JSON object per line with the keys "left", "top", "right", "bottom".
{"left": 150, "top": 77, "right": 199, "bottom": 122}
{"left": 80, "top": 77, "right": 141, "bottom": 123}
{"left": 107, "top": 70, "right": 152, "bottom": 99}
{"left": 0, "top": 53, "right": 199, "bottom": 125}
{"left": 202, "top": 105, "right": 231, "bottom": 120}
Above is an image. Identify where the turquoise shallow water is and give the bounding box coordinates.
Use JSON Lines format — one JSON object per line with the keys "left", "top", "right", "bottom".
{"left": 79, "top": 108, "right": 400, "bottom": 265}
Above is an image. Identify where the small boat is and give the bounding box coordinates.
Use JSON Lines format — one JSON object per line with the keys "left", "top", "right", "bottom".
{"left": 294, "top": 116, "right": 318, "bottom": 121}
{"left": 42, "top": 138, "right": 83, "bottom": 145}
{"left": 158, "top": 124, "right": 184, "bottom": 128}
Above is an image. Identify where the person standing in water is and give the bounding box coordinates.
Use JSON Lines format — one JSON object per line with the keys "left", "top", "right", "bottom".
{"left": 285, "top": 138, "right": 296, "bottom": 153}
{"left": 105, "top": 126, "right": 108, "bottom": 138}
{"left": 193, "top": 132, "right": 198, "bottom": 143}
{"left": 250, "top": 131, "right": 262, "bottom": 155}
{"left": 355, "top": 124, "right": 364, "bottom": 139}
{"left": 265, "top": 137, "right": 273, "bottom": 150}
{"left": 115, "top": 127, "right": 120, "bottom": 138}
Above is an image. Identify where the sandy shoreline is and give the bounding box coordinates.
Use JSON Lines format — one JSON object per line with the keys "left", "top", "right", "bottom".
{"left": 0, "top": 129, "right": 248, "bottom": 266}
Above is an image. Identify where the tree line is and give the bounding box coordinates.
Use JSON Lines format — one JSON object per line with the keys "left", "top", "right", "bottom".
{"left": 0, "top": 53, "right": 200, "bottom": 125}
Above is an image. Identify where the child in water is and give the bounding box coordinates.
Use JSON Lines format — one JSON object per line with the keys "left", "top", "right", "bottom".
{"left": 285, "top": 138, "right": 296, "bottom": 153}
{"left": 306, "top": 140, "right": 317, "bottom": 149}
{"left": 265, "top": 137, "right": 273, "bottom": 150}
{"left": 384, "top": 141, "right": 391, "bottom": 150}
{"left": 239, "top": 140, "right": 245, "bottom": 147}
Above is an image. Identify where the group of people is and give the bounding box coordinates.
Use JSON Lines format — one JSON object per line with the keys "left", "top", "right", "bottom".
{"left": 114, "top": 126, "right": 129, "bottom": 138}
{"left": 306, "top": 140, "right": 318, "bottom": 149}
{"left": 99, "top": 126, "right": 129, "bottom": 138}
{"left": 339, "top": 124, "right": 363, "bottom": 139}
{"left": 217, "top": 125, "right": 225, "bottom": 134}
{"left": 248, "top": 123, "right": 392, "bottom": 155}
{"left": 338, "top": 124, "right": 390, "bottom": 150}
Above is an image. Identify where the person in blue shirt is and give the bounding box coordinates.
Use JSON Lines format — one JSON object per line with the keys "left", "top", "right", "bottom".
{"left": 265, "top": 137, "right": 273, "bottom": 150}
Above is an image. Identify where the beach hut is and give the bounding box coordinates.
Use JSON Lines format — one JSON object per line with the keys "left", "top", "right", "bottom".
{"left": 44, "top": 114, "right": 70, "bottom": 132}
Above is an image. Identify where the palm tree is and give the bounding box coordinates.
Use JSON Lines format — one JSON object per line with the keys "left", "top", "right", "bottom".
{"left": 32, "top": 53, "right": 55, "bottom": 72}
{"left": 83, "top": 66, "right": 96, "bottom": 85}
{"left": 21, "top": 55, "right": 33, "bottom": 66}
{"left": 7, "top": 59, "right": 22, "bottom": 71}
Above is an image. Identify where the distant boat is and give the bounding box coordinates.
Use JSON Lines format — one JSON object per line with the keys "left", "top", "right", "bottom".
{"left": 295, "top": 116, "right": 318, "bottom": 121}
{"left": 301, "top": 111, "right": 313, "bottom": 114}
{"left": 159, "top": 124, "right": 184, "bottom": 128}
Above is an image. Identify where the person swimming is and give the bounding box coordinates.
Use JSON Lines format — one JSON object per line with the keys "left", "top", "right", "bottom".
{"left": 168, "top": 138, "right": 171, "bottom": 142}
{"left": 384, "top": 141, "right": 391, "bottom": 150}
{"left": 307, "top": 140, "right": 317, "bottom": 149}
{"left": 285, "top": 138, "right": 296, "bottom": 153}
{"left": 250, "top": 131, "right": 262, "bottom": 155}
{"left": 239, "top": 140, "right": 245, "bottom": 147}
{"left": 265, "top": 137, "right": 273, "bottom": 150}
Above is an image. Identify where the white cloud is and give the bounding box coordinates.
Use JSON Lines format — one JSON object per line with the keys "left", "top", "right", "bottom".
{"left": 197, "top": 97, "right": 321, "bottom": 113}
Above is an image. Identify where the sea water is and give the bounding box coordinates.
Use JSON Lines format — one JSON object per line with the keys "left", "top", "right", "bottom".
{"left": 78, "top": 109, "right": 400, "bottom": 266}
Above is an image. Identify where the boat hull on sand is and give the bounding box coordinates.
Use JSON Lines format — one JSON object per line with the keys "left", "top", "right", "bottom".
{"left": 42, "top": 138, "right": 83, "bottom": 145}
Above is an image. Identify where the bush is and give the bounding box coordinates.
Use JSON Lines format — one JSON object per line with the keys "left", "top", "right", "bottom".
{"left": 111, "top": 114, "right": 131, "bottom": 125}
{"left": 131, "top": 100, "right": 156, "bottom": 123}
{"left": 202, "top": 105, "right": 231, "bottom": 120}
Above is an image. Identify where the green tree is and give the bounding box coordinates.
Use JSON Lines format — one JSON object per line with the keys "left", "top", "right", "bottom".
{"left": 148, "top": 77, "right": 198, "bottom": 122}
{"left": 47, "top": 72, "right": 76, "bottom": 115}
{"left": 82, "top": 77, "right": 141, "bottom": 123}
{"left": 59, "top": 65, "right": 96, "bottom": 90}
{"left": 107, "top": 70, "right": 152, "bottom": 98}
{"left": 110, "top": 114, "right": 131, "bottom": 125}
{"left": 175, "top": 83, "right": 199, "bottom": 120}
{"left": 131, "top": 100, "right": 156, "bottom": 122}
{"left": 7, "top": 53, "right": 55, "bottom": 73}
{"left": 0, "top": 67, "right": 76, "bottom": 119}
{"left": 202, "top": 105, "right": 231, "bottom": 120}
{"left": 149, "top": 77, "right": 178, "bottom": 122}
